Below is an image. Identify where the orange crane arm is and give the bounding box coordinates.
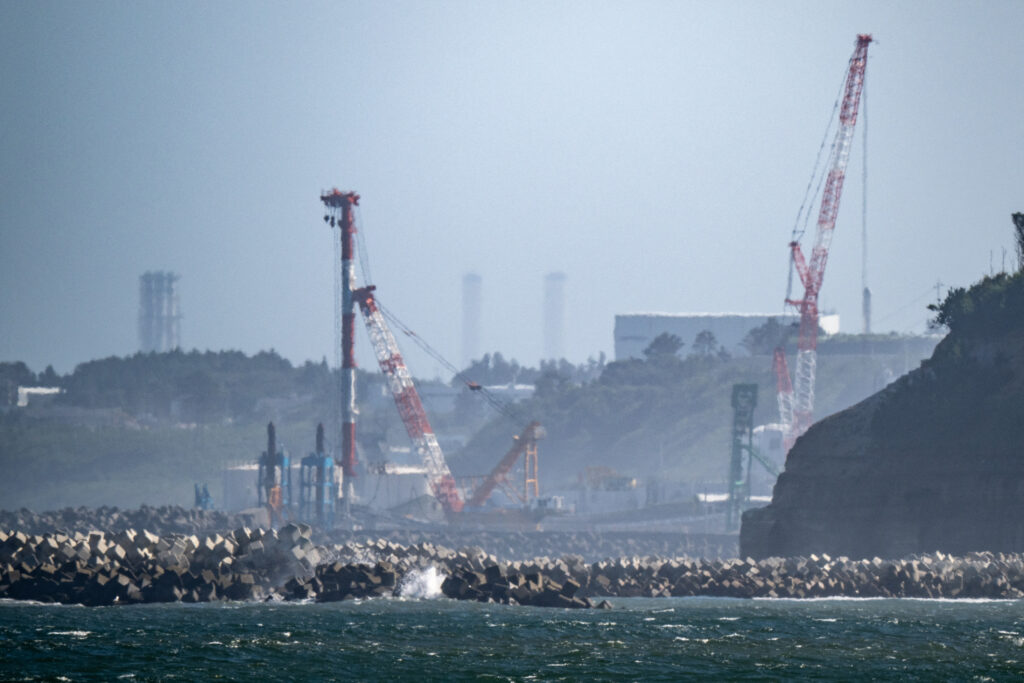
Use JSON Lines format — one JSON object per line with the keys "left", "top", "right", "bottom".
{"left": 465, "top": 422, "right": 543, "bottom": 507}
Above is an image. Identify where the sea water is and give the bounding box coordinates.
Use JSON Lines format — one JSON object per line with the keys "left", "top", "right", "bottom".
{"left": 3, "top": 594, "right": 1023, "bottom": 680}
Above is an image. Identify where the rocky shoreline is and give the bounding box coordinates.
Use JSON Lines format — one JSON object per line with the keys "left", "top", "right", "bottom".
{"left": 5, "top": 520, "right": 1024, "bottom": 607}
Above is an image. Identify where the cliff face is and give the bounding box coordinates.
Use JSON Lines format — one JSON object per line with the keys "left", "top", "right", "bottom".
{"left": 742, "top": 273, "right": 1024, "bottom": 559}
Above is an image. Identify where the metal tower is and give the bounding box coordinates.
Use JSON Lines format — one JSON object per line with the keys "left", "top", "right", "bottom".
{"left": 321, "top": 189, "right": 360, "bottom": 515}
{"left": 727, "top": 384, "right": 758, "bottom": 530}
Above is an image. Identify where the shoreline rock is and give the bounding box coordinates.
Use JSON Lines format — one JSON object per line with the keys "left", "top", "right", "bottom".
{"left": 4, "top": 524, "right": 1024, "bottom": 607}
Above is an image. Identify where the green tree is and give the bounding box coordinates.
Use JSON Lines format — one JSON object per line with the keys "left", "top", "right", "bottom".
{"left": 38, "top": 365, "right": 61, "bottom": 386}
{"left": 0, "top": 361, "right": 36, "bottom": 387}
{"left": 741, "top": 317, "right": 797, "bottom": 355}
{"left": 643, "top": 333, "right": 684, "bottom": 359}
{"left": 534, "top": 370, "right": 570, "bottom": 399}
{"left": 1013, "top": 212, "right": 1024, "bottom": 272}
{"left": 691, "top": 330, "right": 719, "bottom": 357}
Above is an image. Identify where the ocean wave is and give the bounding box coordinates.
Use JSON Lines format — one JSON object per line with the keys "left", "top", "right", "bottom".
{"left": 395, "top": 566, "right": 445, "bottom": 599}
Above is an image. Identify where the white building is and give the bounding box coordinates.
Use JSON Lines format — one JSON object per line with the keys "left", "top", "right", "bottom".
{"left": 613, "top": 312, "right": 839, "bottom": 360}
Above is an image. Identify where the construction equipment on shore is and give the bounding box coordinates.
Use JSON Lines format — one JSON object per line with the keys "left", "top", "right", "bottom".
{"left": 580, "top": 467, "right": 638, "bottom": 492}
{"left": 298, "top": 423, "right": 337, "bottom": 526}
{"left": 193, "top": 483, "right": 212, "bottom": 510}
{"left": 727, "top": 384, "right": 757, "bottom": 530}
{"left": 353, "top": 285, "right": 465, "bottom": 515}
{"left": 257, "top": 421, "right": 290, "bottom": 528}
{"left": 775, "top": 34, "right": 872, "bottom": 452}
{"left": 359, "top": 304, "right": 550, "bottom": 518}
{"left": 319, "top": 190, "right": 546, "bottom": 521}
{"left": 465, "top": 422, "right": 545, "bottom": 508}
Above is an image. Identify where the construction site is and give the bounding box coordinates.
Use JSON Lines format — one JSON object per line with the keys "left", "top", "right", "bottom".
{"left": 9, "top": 5, "right": 1024, "bottom": 680}
{"left": 0, "top": 33, "right": 953, "bottom": 555}
{"left": 214, "top": 34, "right": 935, "bottom": 543}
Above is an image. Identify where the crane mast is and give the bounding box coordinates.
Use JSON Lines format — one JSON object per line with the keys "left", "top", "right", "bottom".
{"left": 320, "top": 189, "right": 360, "bottom": 514}
{"left": 778, "top": 34, "right": 871, "bottom": 450}
{"left": 353, "top": 285, "right": 465, "bottom": 515}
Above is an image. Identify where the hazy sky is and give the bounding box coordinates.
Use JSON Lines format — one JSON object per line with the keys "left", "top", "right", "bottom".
{"left": 2, "top": 1, "right": 1022, "bottom": 376}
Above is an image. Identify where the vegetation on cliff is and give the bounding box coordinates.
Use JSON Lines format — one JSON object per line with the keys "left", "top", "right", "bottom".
{"left": 869, "top": 270, "right": 1024, "bottom": 451}
{"left": 743, "top": 221, "right": 1024, "bottom": 559}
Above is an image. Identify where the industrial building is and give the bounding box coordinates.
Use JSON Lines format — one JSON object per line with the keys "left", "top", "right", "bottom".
{"left": 613, "top": 312, "right": 839, "bottom": 360}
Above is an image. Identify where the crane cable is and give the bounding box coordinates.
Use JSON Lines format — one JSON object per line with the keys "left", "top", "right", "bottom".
{"left": 349, "top": 206, "right": 529, "bottom": 427}
{"left": 376, "top": 301, "right": 523, "bottom": 422}
{"left": 374, "top": 300, "right": 528, "bottom": 426}
{"left": 861, "top": 75, "right": 869, "bottom": 304}
{"left": 785, "top": 67, "right": 850, "bottom": 306}
{"left": 353, "top": 205, "right": 373, "bottom": 287}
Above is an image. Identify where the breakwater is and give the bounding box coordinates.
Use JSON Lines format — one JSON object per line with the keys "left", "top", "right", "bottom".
{"left": 325, "top": 527, "right": 737, "bottom": 562}
{"left": 5, "top": 520, "right": 1024, "bottom": 607}
{"left": 2, "top": 506, "right": 738, "bottom": 559}
{"left": 0, "top": 505, "right": 261, "bottom": 537}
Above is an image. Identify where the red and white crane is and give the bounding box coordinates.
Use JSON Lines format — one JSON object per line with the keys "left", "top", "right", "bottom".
{"left": 776, "top": 34, "right": 872, "bottom": 451}
{"left": 352, "top": 285, "right": 465, "bottom": 515}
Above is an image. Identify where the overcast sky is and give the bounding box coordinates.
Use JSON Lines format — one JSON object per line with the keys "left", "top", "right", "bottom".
{"left": 2, "top": 1, "right": 1022, "bottom": 376}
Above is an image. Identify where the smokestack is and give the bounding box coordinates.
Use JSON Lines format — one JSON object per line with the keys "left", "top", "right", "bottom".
{"left": 862, "top": 287, "right": 872, "bottom": 335}
{"left": 543, "top": 272, "right": 566, "bottom": 361}
{"left": 138, "top": 271, "right": 180, "bottom": 353}
{"left": 461, "top": 273, "right": 482, "bottom": 368}
{"left": 163, "top": 272, "right": 180, "bottom": 351}
{"left": 139, "top": 273, "right": 155, "bottom": 352}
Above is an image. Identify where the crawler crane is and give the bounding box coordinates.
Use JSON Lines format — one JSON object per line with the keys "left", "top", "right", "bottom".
{"left": 776, "top": 35, "right": 872, "bottom": 451}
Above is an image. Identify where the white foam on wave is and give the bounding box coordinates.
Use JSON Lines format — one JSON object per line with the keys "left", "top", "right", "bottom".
{"left": 1, "top": 598, "right": 83, "bottom": 608}
{"left": 396, "top": 566, "right": 445, "bottom": 599}
{"left": 754, "top": 596, "right": 1021, "bottom": 603}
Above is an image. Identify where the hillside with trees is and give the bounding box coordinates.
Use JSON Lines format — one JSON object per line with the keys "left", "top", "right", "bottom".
{"left": 450, "top": 329, "right": 933, "bottom": 494}
{"left": 0, "top": 350, "right": 392, "bottom": 510}
{"left": 2, "top": 327, "right": 937, "bottom": 511}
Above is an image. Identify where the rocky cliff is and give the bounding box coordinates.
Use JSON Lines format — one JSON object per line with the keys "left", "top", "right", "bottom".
{"left": 742, "top": 272, "right": 1024, "bottom": 559}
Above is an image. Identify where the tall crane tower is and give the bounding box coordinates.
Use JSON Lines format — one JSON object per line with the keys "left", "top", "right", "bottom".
{"left": 353, "top": 285, "right": 465, "bottom": 515}
{"left": 321, "top": 189, "right": 361, "bottom": 515}
{"left": 776, "top": 35, "right": 872, "bottom": 451}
